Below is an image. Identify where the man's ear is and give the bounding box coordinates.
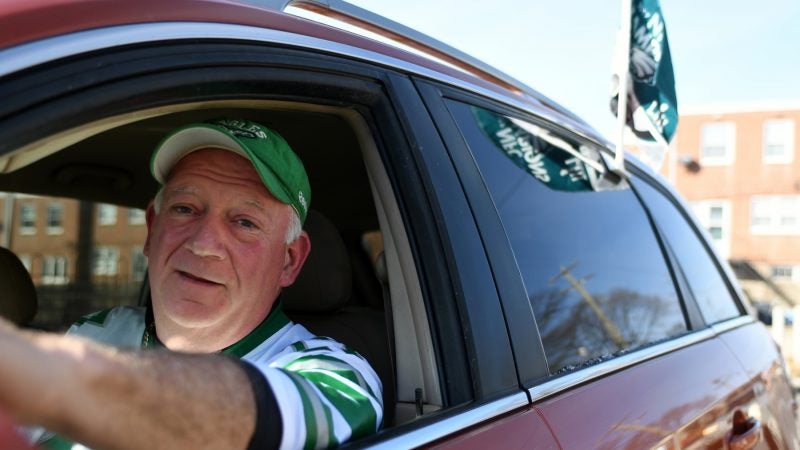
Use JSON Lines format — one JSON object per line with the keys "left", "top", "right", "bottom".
{"left": 279, "top": 231, "right": 311, "bottom": 288}
{"left": 143, "top": 201, "right": 157, "bottom": 257}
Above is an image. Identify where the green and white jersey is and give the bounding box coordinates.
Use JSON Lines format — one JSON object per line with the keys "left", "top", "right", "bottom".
{"left": 41, "top": 304, "right": 383, "bottom": 450}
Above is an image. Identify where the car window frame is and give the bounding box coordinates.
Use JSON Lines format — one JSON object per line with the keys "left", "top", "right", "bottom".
{"left": 415, "top": 80, "right": 553, "bottom": 387}
{"left": 0, "top": 34, "right": 525, "bottom": 445}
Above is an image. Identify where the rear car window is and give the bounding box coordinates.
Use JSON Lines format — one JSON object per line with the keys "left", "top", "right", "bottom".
{"left": 630, "top": 177, "right": 741, "bottom": 324}
{"left": 446, "top": 101, "right": 688, "bottom": 373}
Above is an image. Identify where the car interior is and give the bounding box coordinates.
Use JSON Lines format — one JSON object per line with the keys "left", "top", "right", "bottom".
{"left": 0, "top": 100, "right": 443, "bottom": 429}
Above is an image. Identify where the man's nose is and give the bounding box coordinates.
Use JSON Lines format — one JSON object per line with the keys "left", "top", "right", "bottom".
{"left": 184, "top": 216, "right": 227, "bottom": 259}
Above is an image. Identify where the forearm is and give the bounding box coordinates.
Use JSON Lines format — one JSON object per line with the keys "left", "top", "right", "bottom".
{"left": 0, "top": 319, "right": 256, "bottom": 450}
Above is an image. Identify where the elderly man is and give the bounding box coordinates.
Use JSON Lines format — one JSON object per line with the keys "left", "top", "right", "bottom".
{"left": 0, "top": 119, "right": 383, "bottom": 449}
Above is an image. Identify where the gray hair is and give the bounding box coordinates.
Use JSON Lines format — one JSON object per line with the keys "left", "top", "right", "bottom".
{"left": 153, "top": 186, "right": 302, "bottom": 244}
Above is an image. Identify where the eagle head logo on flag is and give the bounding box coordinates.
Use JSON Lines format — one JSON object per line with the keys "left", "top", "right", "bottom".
{"left": 611, "top": 0, "right": 678, "bottom": 146}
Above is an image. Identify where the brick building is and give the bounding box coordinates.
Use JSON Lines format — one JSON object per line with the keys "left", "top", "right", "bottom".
{"left": 0, "top": 193, "right": 148, "bottom": 328}
{"left": 663, "top": 101, "right": 800, "bottom": 306}
{"left": 0, "top": 194, "right": 147, "bottom": 285}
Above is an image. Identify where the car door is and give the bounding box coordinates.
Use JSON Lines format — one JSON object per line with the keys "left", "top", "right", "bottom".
{"left": 419, "top": 80, "right": 799, "bottom": 449}
{"left": 632, "top": 174, "right": 800, "bottom": 449}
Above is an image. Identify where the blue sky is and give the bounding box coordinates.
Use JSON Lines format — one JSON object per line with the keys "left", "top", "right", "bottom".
{"left": 347, "top": 0, "right": 800, "bottom": 140}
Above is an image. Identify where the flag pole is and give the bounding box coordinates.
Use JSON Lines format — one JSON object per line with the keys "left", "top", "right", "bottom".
{"left": 613, "top": 0, "right": 633, "bottom": 175}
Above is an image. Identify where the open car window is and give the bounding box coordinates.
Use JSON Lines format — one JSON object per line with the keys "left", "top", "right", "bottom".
{"left": 0, "top": 95, "right": 443, "bottom": 432}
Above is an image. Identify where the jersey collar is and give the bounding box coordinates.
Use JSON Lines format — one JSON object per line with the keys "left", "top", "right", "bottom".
{"left": 221, "top": 300, "right": 291, "bottom": 357}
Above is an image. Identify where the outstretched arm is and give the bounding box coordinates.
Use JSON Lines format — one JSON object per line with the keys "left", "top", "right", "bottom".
{"left": 0, "top": 318, "right": 257, "bottom": 450}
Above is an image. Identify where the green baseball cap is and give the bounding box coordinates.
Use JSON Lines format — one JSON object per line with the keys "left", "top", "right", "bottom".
{"left": 151, "top": 118, "right": 311, "bottom": 224}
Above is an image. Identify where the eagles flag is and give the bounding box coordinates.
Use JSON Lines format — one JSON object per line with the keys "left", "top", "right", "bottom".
{"left": 611, "top": 0, "right": 678, "bottom": 144}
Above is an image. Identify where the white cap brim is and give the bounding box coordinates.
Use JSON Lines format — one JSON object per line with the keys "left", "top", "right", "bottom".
{"left": 151, "top": 127, "right": 249, "bottom": 183}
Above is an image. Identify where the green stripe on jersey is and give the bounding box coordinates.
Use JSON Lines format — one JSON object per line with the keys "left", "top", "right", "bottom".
{"left": 291, "top": 341, "right": 307, "bottom": 352}
{"left": 285, "top": 354, "right": 376, "bottom": 398}
{"left": 298, "top": 371, "right": 377, "bottom": 438}
{"left": 74, "top": 309, "right": 112, "bottom": 327}
{"left": 284, "top": 372, "right": 331, "bottom": 450}
{"left": 222, "top": 302, "right": 291, "bottom": 357}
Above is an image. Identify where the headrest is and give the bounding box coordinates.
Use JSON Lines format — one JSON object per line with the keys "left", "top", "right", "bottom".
{"left": 0, "top": 247, "right": 37, "bottom": 325}
{"left": 282, "top": 210, "right": 352, "bottom": 313}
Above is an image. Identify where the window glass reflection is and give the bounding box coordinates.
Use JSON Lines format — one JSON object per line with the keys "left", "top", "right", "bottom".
{"left": 632, "top": 178, "right": 741, "bottom": 323}
{"left": 447, "top": 101, "right": 687, "bottom": 373}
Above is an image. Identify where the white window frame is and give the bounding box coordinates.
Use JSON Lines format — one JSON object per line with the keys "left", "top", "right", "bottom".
{"left": 750, "top": 195, "right": 800, "bottom": 235}
{"left": 691, "top": 200, "right": 732, "bottom": 258}
{"left": 131, "top": 246, "right": 147, "bottom": 282}
{"left": 93, "top": 246, "right": 119, "bottom": 276}
{"left": 762, "top": 119, "right": 795, "bottom": 164}
{"left": 128, "top": 208, "right": 146, "bottom": 225}
{"left": 41, "top": 255, "right": 68, "bottom": 285}
{"left": 700, "top": 122, "right": 736, "bottom": 166}
{"left": 46, "top": 202, "right": 64, "bottom": 235}
{"left": 97, "top": 204, "right": 118, "bottom": 226}
{"left": 19, "top": 203, "right": 37, "bottom": 235}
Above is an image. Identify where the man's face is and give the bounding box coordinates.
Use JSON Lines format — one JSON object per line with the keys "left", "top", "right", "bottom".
{"left": 144, "top": 148, "right": 309, "bottom": 352}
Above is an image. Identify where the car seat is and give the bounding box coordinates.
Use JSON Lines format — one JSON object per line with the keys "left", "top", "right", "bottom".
{"left": 0, "top": 247, "right": 38, "bottom": 326}
{"left": 282, "top": 210, "right": 396, "bottom": 426}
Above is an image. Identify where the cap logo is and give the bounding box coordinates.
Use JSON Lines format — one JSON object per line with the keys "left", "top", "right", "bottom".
{"left": 298, "top": 191, "right": 308, "bottom": 212}
{"left": 215, "top": 119, "right": 268, "bottom": 139}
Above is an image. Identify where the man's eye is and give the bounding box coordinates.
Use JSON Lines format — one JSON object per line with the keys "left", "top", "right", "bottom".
{"left": 171, "top": 205, "right": 193, "bottom": 215}
{"left": 236, "top": 218, "right": 259, "bottom": 230}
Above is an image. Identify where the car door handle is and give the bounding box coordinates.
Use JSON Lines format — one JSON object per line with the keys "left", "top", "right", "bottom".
{"left": 728, "top": 410, "right": 762, "bottom": 450}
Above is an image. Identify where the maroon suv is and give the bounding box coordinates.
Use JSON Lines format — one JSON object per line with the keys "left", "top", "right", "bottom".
{"left": 0, "top": 0, "right": 797, "bottom": 448}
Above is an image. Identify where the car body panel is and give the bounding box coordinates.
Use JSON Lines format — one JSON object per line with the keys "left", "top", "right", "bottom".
{"left": 0, "top": 1, "right": 602, "bottom": 148}
{"left": 716, "top": 322, "right": 800, "bottom": 449}
{"left": 534, "top": 328, "right": 759, "bottom": 449}
{"left": 427, "top": 406, "right": 559, "bottom": 450}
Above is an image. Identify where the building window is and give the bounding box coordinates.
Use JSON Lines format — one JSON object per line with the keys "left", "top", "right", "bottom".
{"left": 700, "top": 122, "right": 735, "bottom": 165}
{"left": 772, "top": 265, "right": 800, "bottom": 281}
{"left": 128, "top": 208, "right": 146, "bottom": 225}
{"left": 131, "top": 247, "right": 147, "bottom": 282}
{"left": 19, "top": 203, "right": 36, "bottom": 235}
{"left": 763, "top": 119, "right": 795, "bottom": 164}
{"left": 41, "top": 256, "right": 68, "bottom": 285}
{"left": 46, "top": 203, "right": 64, "bottom": 234}
{"left": 97, "top": 204, "right": 117, "bottom": 226}
{"left": 750, "top": 196, "right": 800, "bottom": 235}
{"left": 691, "top": 200, "right": 731, "bottom": 258}
{"left": 92, "top": 246, "right": 119, "bottom": 276}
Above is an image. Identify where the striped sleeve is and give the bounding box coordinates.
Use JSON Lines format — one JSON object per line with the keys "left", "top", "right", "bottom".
{"left": 256, "top": 338, "right": 383, "bottom": 450}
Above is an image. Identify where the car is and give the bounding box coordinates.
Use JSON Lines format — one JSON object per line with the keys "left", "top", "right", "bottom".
{"left": 0, "top": 0, "right": 797, "bottom": 448}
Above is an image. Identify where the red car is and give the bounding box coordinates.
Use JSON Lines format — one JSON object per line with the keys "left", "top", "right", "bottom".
{"left": 0, "top": 1, "right": 797, "bottom": 448}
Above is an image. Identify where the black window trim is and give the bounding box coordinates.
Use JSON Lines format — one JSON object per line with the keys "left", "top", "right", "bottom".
{"left": 414, "top": 79, "right": 551, "bottom": 389}
{"left": 383, "top": 73, "right": 520, "bottom": 403}
{"left": 628, "top": 167, "right": 747, "bottom": 323}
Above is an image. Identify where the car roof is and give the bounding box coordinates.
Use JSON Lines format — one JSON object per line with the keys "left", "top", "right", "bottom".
{"left": 0, "top": 0, "right": 605, "bottom": 144}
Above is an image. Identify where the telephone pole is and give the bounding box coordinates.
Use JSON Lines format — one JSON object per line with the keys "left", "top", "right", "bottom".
{"left": 553, "top": 263, "right": 627, "bottom": 349}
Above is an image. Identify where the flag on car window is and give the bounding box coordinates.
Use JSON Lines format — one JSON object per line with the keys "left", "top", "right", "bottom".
{"left": 472, "top": 107, "right": 604, "bottom": 193}
{"left": 610, "top": 0, "right": 678, "bottom": 144}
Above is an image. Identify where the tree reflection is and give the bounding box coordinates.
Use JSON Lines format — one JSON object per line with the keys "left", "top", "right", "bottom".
{"left": 532, "top": 281, "right": 686, "bottom": 373}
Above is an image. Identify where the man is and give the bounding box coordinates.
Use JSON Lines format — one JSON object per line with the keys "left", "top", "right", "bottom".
{"left": 0, "top": 118, "right": 383, "bottom": 449}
